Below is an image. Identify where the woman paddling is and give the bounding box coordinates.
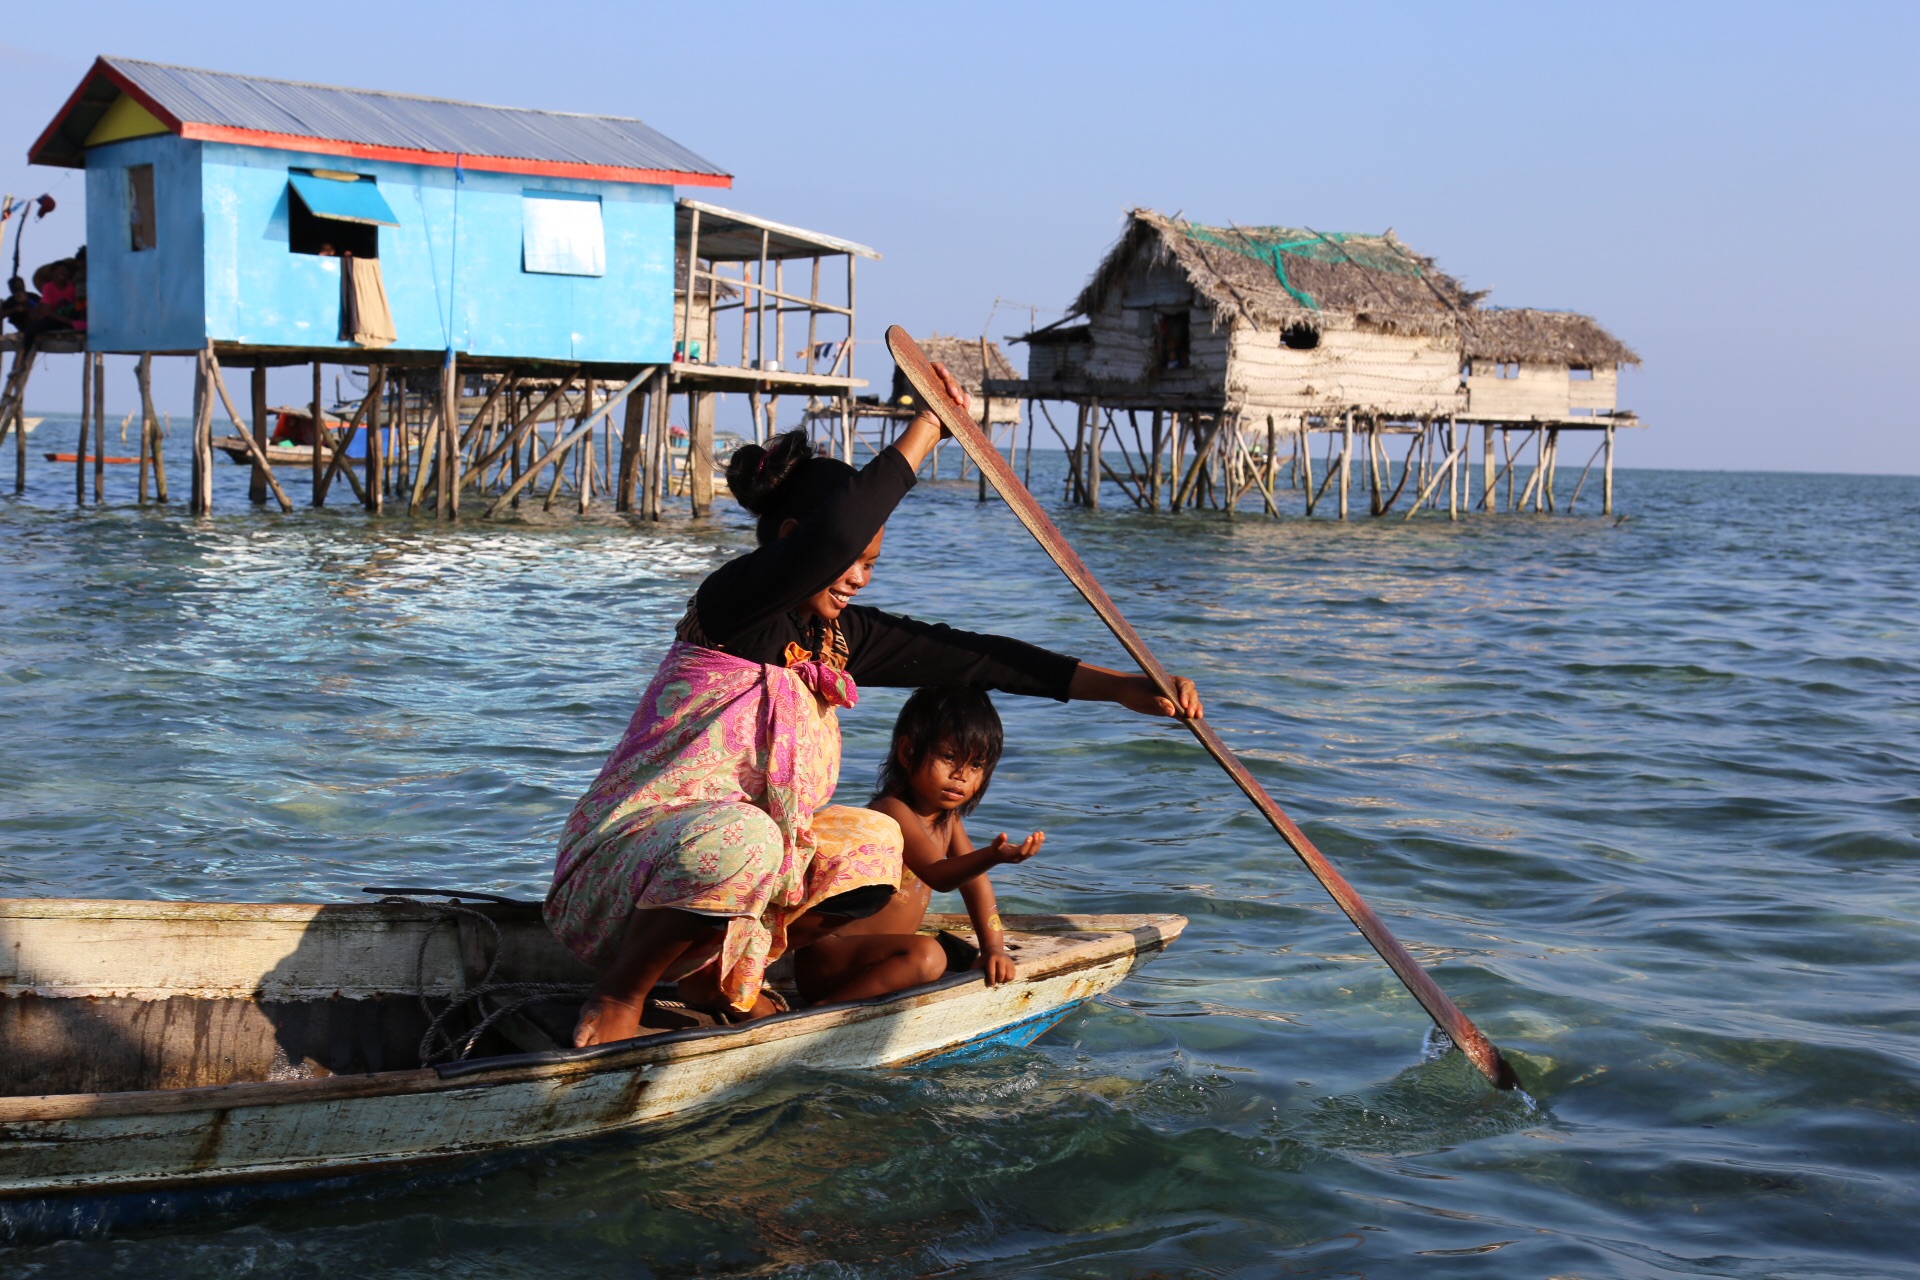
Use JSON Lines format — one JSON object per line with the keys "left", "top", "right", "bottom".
{"left": 546, "top": 366, "right": 1203, "bottom": 1047}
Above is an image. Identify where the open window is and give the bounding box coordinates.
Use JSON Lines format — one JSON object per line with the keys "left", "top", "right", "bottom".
{"left": 127, "top": 164, "right": 156, "bottom": 252}
{"left": 523, "top": 191, "right": 605, "bottom": 276}
{"left": 1281, "top": 322, "right": 1319, "bottom": 351}
{"left": 1154, "top": 310, "right": 1190, "bottom": 371}
{"left": 288, "top": 170, "right": 396, "bottom": 258}
{"left": 1568, "top": 365, "right": 1594, "bottom": 381}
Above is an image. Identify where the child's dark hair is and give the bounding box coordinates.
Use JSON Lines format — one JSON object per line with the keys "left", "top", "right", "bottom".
{"left": 874, "top": 687, "right": 1004, "bottom": 827}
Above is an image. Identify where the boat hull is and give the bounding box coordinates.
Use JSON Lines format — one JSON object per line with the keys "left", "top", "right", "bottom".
{"left": 0, "top": 900, "right": 1182, "bottom": 1201}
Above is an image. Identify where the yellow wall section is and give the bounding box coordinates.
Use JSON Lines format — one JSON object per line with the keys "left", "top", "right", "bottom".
{"left": 85, "top": 94, "right": 169, "bottom": 147}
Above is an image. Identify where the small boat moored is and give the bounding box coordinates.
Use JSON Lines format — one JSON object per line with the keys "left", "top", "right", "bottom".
{"left": 0, "top": 895, "right": 1183, "bottom": 1210}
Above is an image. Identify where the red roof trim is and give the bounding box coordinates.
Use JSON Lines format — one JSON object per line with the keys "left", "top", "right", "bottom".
{"left": 28, "top": 57, "right": 188, "bottom": 167}
{"left": 176, "top": 122, "right": 731, "bottom": 188}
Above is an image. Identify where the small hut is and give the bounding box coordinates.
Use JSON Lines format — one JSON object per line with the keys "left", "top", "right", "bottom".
{"left": 888, "top": 335, "right": 1020, "bottom": 426}
{"left": 1000, "top": 208, "right": 1477, "bottom": 516}
{"left": 997, "top": 209, "right": 1640, "bottom": 519}
{"left": 1461, "top": 308, "right": 1639, "bottom": 422}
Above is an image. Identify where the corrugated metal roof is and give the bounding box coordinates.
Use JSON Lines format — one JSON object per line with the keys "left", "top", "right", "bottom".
{"left": 32, "top": 56, "right": 730, "bottom": 187}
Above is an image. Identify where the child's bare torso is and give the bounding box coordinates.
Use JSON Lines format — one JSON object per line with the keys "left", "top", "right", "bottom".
{"left": 840, "top": 795, "right": 950, "bottom": 938}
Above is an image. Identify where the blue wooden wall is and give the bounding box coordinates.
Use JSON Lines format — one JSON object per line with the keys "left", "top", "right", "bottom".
{"left": 84, "top": 136, "right": 676, "bottom": 363}
{"left": 83, "top": 134, "right": 207, "bottom": 353}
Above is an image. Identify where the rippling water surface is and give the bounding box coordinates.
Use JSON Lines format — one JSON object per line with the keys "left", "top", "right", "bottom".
{"left": 2, "top": 418, "right": 1917, "bottom": 1277}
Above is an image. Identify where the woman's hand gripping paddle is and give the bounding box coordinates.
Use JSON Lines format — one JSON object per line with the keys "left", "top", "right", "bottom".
{"left": 886, "top": 325, "right": 1518, "bottom": 1090}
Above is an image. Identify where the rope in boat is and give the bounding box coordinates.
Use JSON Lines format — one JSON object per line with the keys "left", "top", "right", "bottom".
{"left": 382, "top": 896, "right": 589, "bottom": 1065}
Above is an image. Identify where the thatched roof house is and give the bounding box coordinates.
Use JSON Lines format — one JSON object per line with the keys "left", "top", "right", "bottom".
{"left": 1462, "top": 308, "right": 1640, "bottom": 422}
{"left": 1019, "top": 208, "right": 1478, "bottom": 422}
{"left": 890, "top": 334, "right": 1021, "bottom": 425}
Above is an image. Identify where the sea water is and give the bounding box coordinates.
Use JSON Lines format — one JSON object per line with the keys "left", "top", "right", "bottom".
{"left": 1, "top": 416, "right": 1916, "bottom": 1277}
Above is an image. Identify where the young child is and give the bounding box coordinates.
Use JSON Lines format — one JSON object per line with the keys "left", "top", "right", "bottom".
{"left": 794, "top": 686, "right": 1044, "bottom": 1003}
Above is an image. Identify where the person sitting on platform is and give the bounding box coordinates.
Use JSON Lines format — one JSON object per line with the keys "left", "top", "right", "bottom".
{"left": 0, "top": 277, "right": 39, "bottom": 334}
{"left": 794, "top": 686, "right": 1043, "bottom": 1004}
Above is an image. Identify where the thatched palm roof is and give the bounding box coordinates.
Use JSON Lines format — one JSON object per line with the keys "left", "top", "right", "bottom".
{"left": 1463, "top": 308, "right": 1640, "bottom": 367}
{"left": 1071, "top": 209, "right": 1481, "bottom": 337}
{"left": 911, "top": 335, "right": 1020, "bottom": 390}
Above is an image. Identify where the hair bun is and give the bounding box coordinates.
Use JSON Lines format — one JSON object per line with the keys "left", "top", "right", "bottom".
{"left": 726, "top": 428, "right": 813, "bottom": 515}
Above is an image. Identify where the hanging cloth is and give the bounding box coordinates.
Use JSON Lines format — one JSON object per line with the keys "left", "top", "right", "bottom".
{"left": 341, "top": 254, "right": 397, "bottom": 348}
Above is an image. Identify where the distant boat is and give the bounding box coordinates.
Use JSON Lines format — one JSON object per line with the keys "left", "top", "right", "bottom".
{"left": 0, "top": 895, "right": 1184, "bottom": 1216}
{"left": 42, "top": 452, "right": 140, "bottom": 465}
{"left": 213, "top": 435, "right": 329, "bottom": 468}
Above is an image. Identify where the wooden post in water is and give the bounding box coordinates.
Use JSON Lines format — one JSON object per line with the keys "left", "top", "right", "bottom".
{"left": 1481, "top": 422, "right": 1495, "bottom": 511}
{"left": 190, "top": 350, "right": 213, "bottom": 515}
{"left": 75, "top": 350, "right": 91, "bottom": 506}
{"left": 136, "top": 355, "right": 153, "bottom": 502}
{"left": 689, "top": 389, "right": 714, "bottom": 517}
{"left": 616, "top": 371, "right": 647, "bottom": 513}
{"left": 249, "top": 363, "right": 269, "bottom": 505}
{"left": 1087, "top": 398, "right": 1102, "bottom": 511}
{"left": 1337, "top": 412, "right": 1352, "bottom": 521}
{"left": 441, "top": 353, "right": 459, "bottom": 519}
{"left": 1148, "top": 410, "right": 1164, "bottom": 512}
{"left": 1446, "top": 418, "right": 1459, "bottom": 521}
{"left": 92, "top": 353, "right": 106, "bottom": 504}
{"left": 310, "top": 362, "right": 324, "bottom": 506}
{"left": 1603, "top": 424, "right": 1616, "bottom": 516}
{"left": 364, "top": 367, "right": 384, "bottom": 514}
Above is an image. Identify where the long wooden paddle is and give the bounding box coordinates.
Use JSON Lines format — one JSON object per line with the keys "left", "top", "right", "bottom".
{"left": 887, "top": 326, "right": 1517, "bottom": 1090}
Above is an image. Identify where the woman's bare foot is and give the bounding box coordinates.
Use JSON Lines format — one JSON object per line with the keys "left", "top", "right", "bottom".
{"left": 572, "top": 993, "right": 646, "bottom": 1048}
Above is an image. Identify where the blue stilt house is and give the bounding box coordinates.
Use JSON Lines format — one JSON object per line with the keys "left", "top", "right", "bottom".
{"left": 30, "top": 56, "right": 731, "bottom": 364}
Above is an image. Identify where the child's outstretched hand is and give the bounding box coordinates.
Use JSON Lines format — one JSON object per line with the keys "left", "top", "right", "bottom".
{"left": 985, "top": 831, "right": 1045, "bottom": 865}
{"left": 976, "top": 949, "right": 1017, "bottom": 986}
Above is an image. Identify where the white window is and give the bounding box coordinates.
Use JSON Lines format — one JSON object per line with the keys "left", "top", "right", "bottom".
{"left": 522, "top": 191, "right": 605, "bottom": 276}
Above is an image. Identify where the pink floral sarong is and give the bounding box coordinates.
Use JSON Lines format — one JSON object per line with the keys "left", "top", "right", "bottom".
{"left": 544, "top": 642, "right": 902, "bottom": 1011}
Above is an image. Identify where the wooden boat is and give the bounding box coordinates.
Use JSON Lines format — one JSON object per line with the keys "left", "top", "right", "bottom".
{"left": 0, "top": 895, "right": 1183, "bottom": 1209}
{"left": 213, "top": 435, "right": 328, "bottom": 468}
{"left": 43, "top": 452, "right": 140, "bottom": 465}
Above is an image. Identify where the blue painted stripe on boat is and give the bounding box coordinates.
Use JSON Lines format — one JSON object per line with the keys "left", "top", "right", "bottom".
{"left": 908, "top": 1001, "right": 1080, "bottom": 1067}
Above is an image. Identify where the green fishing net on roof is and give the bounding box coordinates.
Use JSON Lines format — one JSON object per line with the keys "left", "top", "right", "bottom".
{"left": 1181, "top": 224, "right": 1425, "bottom": 312}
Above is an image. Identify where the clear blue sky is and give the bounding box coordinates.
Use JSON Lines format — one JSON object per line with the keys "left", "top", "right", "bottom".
{"left": 3, "top": 1, "right": 1914, "bottom": 472}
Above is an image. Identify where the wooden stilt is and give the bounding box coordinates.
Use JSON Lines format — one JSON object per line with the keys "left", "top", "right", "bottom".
{"left": 1366, "top": 425, "right": 1382, "bottom": 515}
{"left": 4, "top": 345, "right": 38, "bottom": 494}
{"left": 1446, "top": 418, "right": 1459, "bottom": 521}
{"left": 1087, "top": 398, "right": 1102, "bottom": 511}
{"left": 309, "top": 362, "right": 324, "bottom": 506}
{"left": 1300, "top": 419, "right": 1316, "bottom": 515}
{"left": 643, "top": 374, "right": 669, "bottom": 520}
{"left": 249, "top": 363, "right": 269, "bottom": 505}
{"left": 364, "top": 367, "right": 384, "bottom": 514}
{"left": 616, "top": 371, "right": 649, "bottom": 512}
{"left": 1024, "top": 400, "right": 1035, "bottom": 490}
{"left": 1337, "top": 412, "right": 1352, "bottom": 521}
{"left": 442, "top": 354, "right": 460, "bottom": 519}
{"left": 1263, "top": 414, "right": 1278, "bottom": 516}
{"left": 1148, "top": 409, "right": 1164, "bottom": 512}
{"left": 190, "top": 351, "right": 213, "bottom": 515}
{"left": 1603, "top": 424, "right": 1616, "bottom": 516}
{"left": 136, "top": 354, "right": 154, "bottom": 503}
{"left": 92, "top": 354, "right": 106, "bottom": 504}
{"left": 689, "top": 388, "right": 714, "bottom": 517}
{"left": 75, "top": 351, "right": 91, "bottom": 506}
{"left": 1480, "top": 422, "right": 1495, "bottom": 511}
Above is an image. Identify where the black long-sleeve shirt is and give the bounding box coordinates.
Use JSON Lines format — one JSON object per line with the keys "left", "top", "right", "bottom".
{"left": 690, "top": 446, "right": 1078, "bottom": 700}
